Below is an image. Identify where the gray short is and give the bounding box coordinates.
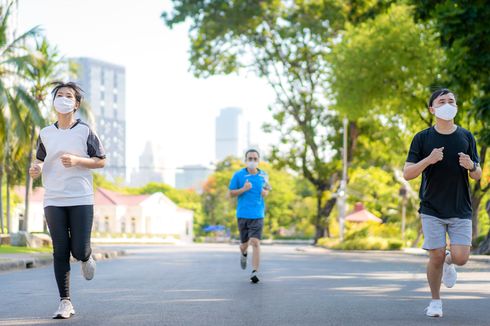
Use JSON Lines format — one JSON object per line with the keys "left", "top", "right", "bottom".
{"left": 238, "top": 218, "right": 264, "bottom": 243}
{"left": 421, "top": 214, "right": 472, "bottom": 250}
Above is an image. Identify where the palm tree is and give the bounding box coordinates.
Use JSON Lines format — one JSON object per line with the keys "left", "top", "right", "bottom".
{"left": 17, "top": 37, "right": 63, "bottom": 232}
{"left": 0, "top": 1, "right": 42, "bottom": 234}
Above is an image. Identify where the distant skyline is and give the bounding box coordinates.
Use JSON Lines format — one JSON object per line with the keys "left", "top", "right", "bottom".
{"left": 215, "top": 107, "right": 250, "bottom": 162}
{"left": 18, "top": 0, "right": 277, "bottom": 181}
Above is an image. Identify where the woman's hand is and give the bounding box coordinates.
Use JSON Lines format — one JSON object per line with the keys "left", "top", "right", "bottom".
{"left": 60, "top": 154, "right": 79, "bottom": 168}
{"left": 29, "top": 162, "right": 42, "bottom": 178}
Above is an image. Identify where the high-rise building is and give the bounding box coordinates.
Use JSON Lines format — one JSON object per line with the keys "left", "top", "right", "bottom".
{"left": 175, "top": 165, "right": 213, "bottom": 192}
{"left": 215, "top": 107, "right": 249, "bottom": 161}
{"left": 131, "top": 141, "right": 175, "bottom": 187}
{"left": 71, "top": 57, "right": 126, "bottom": 182}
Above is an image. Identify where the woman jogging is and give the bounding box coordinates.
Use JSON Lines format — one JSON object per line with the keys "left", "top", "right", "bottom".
{"left": 29, "top": 82, "right": 106, "bottom": 319}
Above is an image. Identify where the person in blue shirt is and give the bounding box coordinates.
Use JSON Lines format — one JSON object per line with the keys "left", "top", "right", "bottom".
{"left": 229, "top": 149, "right": 271, "bottom": 283}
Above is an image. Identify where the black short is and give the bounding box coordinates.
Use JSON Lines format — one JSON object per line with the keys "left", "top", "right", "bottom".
{"left": 238, "top": 218, "right": 264, "bottom": 243}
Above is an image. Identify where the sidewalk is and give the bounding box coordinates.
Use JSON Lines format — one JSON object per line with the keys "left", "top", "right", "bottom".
{"left": 0, "top": 247, "right": 126, "bottom": 272}
{"left": 306, "top": 245, "right": 490, "bottom": 264}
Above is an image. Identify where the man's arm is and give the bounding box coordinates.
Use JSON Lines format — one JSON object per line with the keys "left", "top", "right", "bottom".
{"left": 229, "top": 179, "right": 252, "bottom": 197}
{"left": 469, "top": 166, "right": 482, "bottom": 180}
{"left": 403, "top": 147, "right": 444, "bottom": 180}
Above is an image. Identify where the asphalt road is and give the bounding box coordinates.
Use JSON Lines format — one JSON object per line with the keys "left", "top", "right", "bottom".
{"left": 0, "top": 244, "right": 489, "bottom": 326}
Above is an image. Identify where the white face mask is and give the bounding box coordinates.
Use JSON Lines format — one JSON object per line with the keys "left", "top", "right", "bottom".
{"left": 434, "top": 103, "right": 457, "bottom": 121}
{"left": 54, "top": 97, "right": 76, "bottom": 114}
{"left": 247, "top": 161, "right": 258, "bottom": 170}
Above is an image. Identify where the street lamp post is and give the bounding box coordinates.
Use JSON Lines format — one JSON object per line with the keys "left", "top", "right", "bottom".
{"left": 338, "top": 117, "right": 348, "bottom": 241}
{"left": 399, "top": 185, "right": 408, "bottom": 244}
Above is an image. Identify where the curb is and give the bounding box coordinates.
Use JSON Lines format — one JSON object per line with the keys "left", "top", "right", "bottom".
{"left": 0, "top": 255, "right": 52, "bottom": 271}
{"left": 0, "top": 249, "right": 126, "bottom": 273}
{"left": 403, "top": 248, "right": 490, "bottom": 264}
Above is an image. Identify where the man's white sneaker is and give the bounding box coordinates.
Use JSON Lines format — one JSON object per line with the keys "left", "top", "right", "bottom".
{"left": 250, "top": 270, "right": 260, "bottom": 283}
{"left": 425, "top": 300, "right": 443, "bottom": 317}
{"left": 81, "top": 256, "right": 96, "bottom": 280}
{"left": 442, "top": 261, "right": 457, "bottom": 288}
{"left": 53, "top": 299, "right": 75, "bottom": 319}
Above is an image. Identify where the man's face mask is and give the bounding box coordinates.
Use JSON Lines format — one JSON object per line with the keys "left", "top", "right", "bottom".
{"left": 434, "top": 103, "right": 457, "bottom": 121}
{"left": 247, "top": 161, "right": 258, "bottom": 170}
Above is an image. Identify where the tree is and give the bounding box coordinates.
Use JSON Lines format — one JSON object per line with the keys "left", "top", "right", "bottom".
{"left": 413, "top": 0, "right": 490, "bottom": 247}
{"left": 163, "top": 1, "right": 356, "bottom": 242}
{"left": 330, "top": 3, "right": 442, "bottom": 134}
{"left": 0, "top": 1, "right": 42, "bottom": 233}
{"left": 18, "top": 37, "right": 64, "bottom": 232}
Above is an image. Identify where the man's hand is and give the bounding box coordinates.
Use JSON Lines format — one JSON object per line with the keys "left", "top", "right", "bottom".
{"left": 60, "top": 154, "right": 79, "bottom": 168}
{"left": 458, "top": 152, "right": 474, "bottom": 170}
{"left": 427, "top": 147, "right": 444, "bottom": 164}
{"left": 261, "top": 188, "right": 269, "bottom": 197}
{"left": 29, "top": 163, "right": 42, "bottom": 179}
{"left": 243, "top": 180, "right": 252, "bottom": 192}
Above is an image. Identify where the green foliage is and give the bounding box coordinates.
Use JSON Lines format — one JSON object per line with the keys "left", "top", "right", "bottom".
{"left": 319, "top": 220, "right": 404, "bottom": 250}
{"left": 0, "top": 244, "right": 52, "bottom": 253}
{"left": 330, "top": 3, "right": 442, "bottom": 131}
{"left": 318, "top": 236, "right": 403, "bottom": 251}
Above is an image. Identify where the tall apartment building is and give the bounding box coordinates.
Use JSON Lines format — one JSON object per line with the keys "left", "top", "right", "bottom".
{"left": 71, "top": 57, "right": 126, "bottom": 182}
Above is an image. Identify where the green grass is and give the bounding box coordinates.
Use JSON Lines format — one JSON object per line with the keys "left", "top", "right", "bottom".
{"left": 0, "top": 245, "right": 52, "bottom": 254}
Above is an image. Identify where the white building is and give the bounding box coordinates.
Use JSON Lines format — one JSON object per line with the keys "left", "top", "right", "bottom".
{"left": 12, "top": 187, "right": 47, "bottom": 233}
{"left": 215, "top": 107, "right": 250, "bottom": 161}
{"left": 13, "top": 187, "right": 193, "bottom": 242}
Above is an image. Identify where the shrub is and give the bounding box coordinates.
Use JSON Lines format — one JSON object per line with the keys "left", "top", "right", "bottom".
{"left": 318, "top": 236, "right": 403, "bottom": 251}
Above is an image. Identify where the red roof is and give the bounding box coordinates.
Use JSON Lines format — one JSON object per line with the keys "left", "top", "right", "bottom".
{"left": 95, "top": 188, "right": 150, "bottom": 206}
{"left": 345, "top": 202, "right": 382, "bottom": 223}
{"left": 14, "top": 186, "right": 150, "bottom": 207}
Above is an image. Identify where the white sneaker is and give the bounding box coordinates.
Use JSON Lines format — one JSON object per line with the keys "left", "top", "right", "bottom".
{"left": 53, "top": 299, "right": 75, "bottom": 319}
{"left": 250, "top": 270, "right": 260, "bottom": 283}
{"left": 425, "top": 300, "right": 443, "bottom": 317}
{"left": 442, "top": 261, "right": 457, "bottom": 288}
{"left": 81, "top": 256, "right": 96, "bottom": 280}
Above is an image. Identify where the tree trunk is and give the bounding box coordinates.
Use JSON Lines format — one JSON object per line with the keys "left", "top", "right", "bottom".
{"left": 412, "top": 226, "right": 423, "bottom": 248}
{"left": 471, "top": 194, "right": 483, "bottom": 245}
{"left": 6, "top": 174, "right": 11, "bottom": 234}
{"left": 0, "top": 169, "right": 3, "bottom": 234}
{"left": 472, "top": 144, "right": 487, "bottom": 244}
{"left": 475, "top": 200, "right": 490, "bottom": 255}
{"left": 476, "top": 231, "right": 490, "bottom": 254}
{"left": 323, "top": 197, "right": 337, "bottom": 238}
{"left": 23, "top": 126, "right": 36, "bottom": 232}
{"left": 313, "top": 189, "right": 325, "bottom": 243}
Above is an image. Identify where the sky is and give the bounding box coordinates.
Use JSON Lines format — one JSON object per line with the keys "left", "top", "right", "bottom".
{"left": 17, "top": 0, "right": 277, "bottom": 182}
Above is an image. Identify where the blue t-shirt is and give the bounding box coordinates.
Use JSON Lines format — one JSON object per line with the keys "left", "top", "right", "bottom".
{"left": 229, "top": 168, "right": 269, "bottom": 219}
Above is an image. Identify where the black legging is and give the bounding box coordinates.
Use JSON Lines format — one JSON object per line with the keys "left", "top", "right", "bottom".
{"left": 44, "top": 205, "right": 94, "bottom": 299}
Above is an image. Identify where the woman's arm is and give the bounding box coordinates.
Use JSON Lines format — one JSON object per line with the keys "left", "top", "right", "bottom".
{"left": 61, "top": 154, "right": 106, "bottom": 169}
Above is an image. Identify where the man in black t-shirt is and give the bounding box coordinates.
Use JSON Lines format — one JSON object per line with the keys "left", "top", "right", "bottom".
{"left": 404, "top": 89, "right": 482, "bottom": 318}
